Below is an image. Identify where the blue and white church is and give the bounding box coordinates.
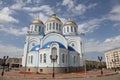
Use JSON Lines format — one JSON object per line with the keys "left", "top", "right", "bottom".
{"left": 22, "top": 13, "right": 83, "bottom": 73}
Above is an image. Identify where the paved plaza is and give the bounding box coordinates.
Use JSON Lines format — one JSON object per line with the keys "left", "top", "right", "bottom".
{"left": 0, "top": 70, "right": 120, "bottom": 80}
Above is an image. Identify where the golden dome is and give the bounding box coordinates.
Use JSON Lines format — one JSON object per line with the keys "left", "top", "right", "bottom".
{"left": 31, "top": 19, "right": 44, "bottom": 24}
{"left": 64, "top": 20, "right": 77, "bottom": 26}
{"left": 46, "top": 13, "right": 62, "bottom": 23}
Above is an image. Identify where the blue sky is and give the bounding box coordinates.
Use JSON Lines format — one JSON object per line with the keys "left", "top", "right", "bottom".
{"left": 0, "top": 0, "right": 120, "bottom": 61}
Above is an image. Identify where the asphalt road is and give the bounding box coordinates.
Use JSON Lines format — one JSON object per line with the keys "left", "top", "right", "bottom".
{"left": 0, "top": 74, "right": 120, "bottom": 80}
{"left": 0, "top": 70, "right": 120, "bottom": 80}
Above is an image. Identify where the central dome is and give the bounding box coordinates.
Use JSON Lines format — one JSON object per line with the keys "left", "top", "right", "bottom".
{"left": 46, "top": 13, "right": 62, "bottom": 24}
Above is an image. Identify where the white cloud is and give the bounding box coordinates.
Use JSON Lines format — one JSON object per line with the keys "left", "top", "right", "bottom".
{"left": 0, "top": 7, "right": 18, "bottom": 23}
{"left": 107, "top": 5, "right": 120, "bottom": 21}
{"left": 15, "top": 0, "right": 24, "bottom": 4}
{"left": 85, "top": 35, "right": 120, "bottom": 53}
{"left": 113, "top": 23, "right": 120, "bottom": 31}
{"left": 77, "top": 5, "right": 120, "bottom": 34}
{"left": 38, "top": 13, "right": 49, "bottom": 23}
{"left": 110, "top": 5, "right": 120, "bottom": 13}
{"left": 26, "top": 0, "right": 32, "bottom": 4}
{"left": 39, "top": 5, "right": 53, "bottom": 15}
{"left": 74, "top": 4, "right": 87, "bottom": 15}
{"left": 73, "top": 3, "right": 97, "bottom": 16}
{"left": 0, "top": 44, "right": 23, "bottom": 58}
{"left": 88, "top": 3, "right": 97, "bottom": 9}
{"left": 62, "top": 0, "right": 97, "bottom": 16}
{"left": 0, "top": 0, "right": 3, "bottom": 4}
{"left": 26, "top": 0, "right": 41, "bottom": 4}
{"left": 10, "top": 3, "right": 23, "bottom": 10}
{"left": 23, "top": 5, "right": 53, "bottom": 15}
{"left": 23, "top": 7, "right": 39, "bottom": 12}
{"left": 62, "top": 0, "right": 74, "bottom": 9}
{"left": 29, "top": 12, "right": 49, "bottom": 23}
{"left": 0, "top": 26, "right": 28, "bottom": 36}
{"left": 78, "top": 18, "right": 104, "bottom": 33}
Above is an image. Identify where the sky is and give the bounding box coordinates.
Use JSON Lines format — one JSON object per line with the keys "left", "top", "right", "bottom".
{"left": 0, "top": 0, "right": 120, "bottom": 61}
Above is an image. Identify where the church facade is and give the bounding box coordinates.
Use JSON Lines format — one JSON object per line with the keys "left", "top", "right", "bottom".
{"left": 22, "top": 13, "right": 83, "bottom": 73}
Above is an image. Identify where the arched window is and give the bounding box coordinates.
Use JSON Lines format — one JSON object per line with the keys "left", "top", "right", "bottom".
{"left": 50, "top": 23, "right": 51, "bottom": 28}
{"left": 71, "top": 26, "right": 73, "bottom": 32}
{"left": 42, "top": 27, "right": 44, "bottom": 33}
{"left": 59, "top": 25, "right": 61, "bottom": 31}
{"left": 67, "top": 27, "right": 69, "bottom": 32}
{"left": 44, "top": 54, "right": 46, "bottom": 63}
{"left": 74, "top": 27, "right": 76, "bottom": 32}
{"left": 52, "top": 47, "right": 57, "bottom": 55}
{"left": 31, "top": 55, "right": 33, "bottom": 64}
{"left": 40, "top": 54, "right": 42, "bottom": 63}
{"left": 51, "top": 47, "right": 57, "bottom": 62}
{"left": 33, "top": 25, "right": 35, "bottom": 31}
{"left": 31, "top": 25, "right": 33, "bottom": 31}
{"left": 66, "top": 54, "right": 67, "bottom": 63}
{"left": 53, "top": 23, "right": 55, "bottom": 29}
{"left": 62, "top": 54, "right": 64, "bottom": 63}
{"left": 35, "top": 26, "right": 38, "bottom": 31}
{"left": 56, "top": 23, "right": 58, "bottom": 30}
{"left": 49, "top": 23, "right": 51, "bottom": 30}
{"left": 47, "top": 24, "right": 48, "bottom": 28}
{"left": 39, "top": 27, "right": 41, "bottom": 32}
{"left": 73, "top": 56, "right": 75, "bottom": 64}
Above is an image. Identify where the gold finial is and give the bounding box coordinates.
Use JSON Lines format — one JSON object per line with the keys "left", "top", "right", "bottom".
{"left": 52, "top": 9, "right": 56, "bottom": 17}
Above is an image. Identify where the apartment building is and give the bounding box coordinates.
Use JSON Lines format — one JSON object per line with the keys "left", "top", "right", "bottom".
{"left": 105, "top": 48, "right": 120, "bottom": 69}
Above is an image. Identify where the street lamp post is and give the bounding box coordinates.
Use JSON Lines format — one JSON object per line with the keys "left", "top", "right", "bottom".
{"left": 98, "top": 56, "right": 103, "bottom": 75}
{"left": 24, "top": 31, "right": 31, "bottom": 77}
{"left": 50, "top": 54, "right": 58, "bottom": 78}
{"left": 37, "top": 49, "right": 39, "bottom": 73}
{"left": 1, "top": 56, "right": 9, "bottom": 76}
{"left": 80, "top": 32, "right": 87, "bottom": 78}
{"left": 112, "top": 59, "right": 116, "bottom": 72}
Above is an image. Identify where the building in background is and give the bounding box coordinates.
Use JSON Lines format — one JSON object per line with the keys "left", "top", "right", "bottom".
{"left": 22, "top": 13, "right": 83, "bottom": 73}
{"left": 105, "top": 48, "right": 120, "bottom": 69}
{"left": 0, "top": 57, "right": 22, "bottom": 71}
{"left": 85, "top": 60, "right": 106, "bottom": 71}
{"left": 7, "top": 58, "right": 22, "bottom": 69}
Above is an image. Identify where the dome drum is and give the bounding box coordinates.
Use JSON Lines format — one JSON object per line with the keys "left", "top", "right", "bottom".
{"left": 45, "top": 22, "right": 62, "bottom": 35}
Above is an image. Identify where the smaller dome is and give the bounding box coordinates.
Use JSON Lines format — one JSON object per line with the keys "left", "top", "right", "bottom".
{"left": 31, "top": 19, "right": 44, "bottom": 24}
{"left": 46, "top": 13, "right": 62, "bottom": 23}
{"left": 64, "top": 20, "right": 77, "bottom": 26}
